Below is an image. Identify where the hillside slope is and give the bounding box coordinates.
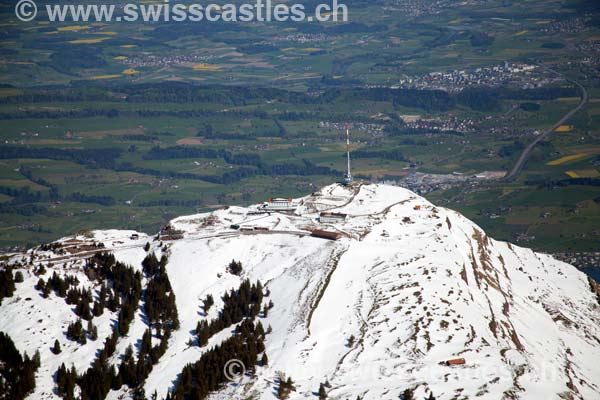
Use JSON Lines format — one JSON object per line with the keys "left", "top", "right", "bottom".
{"left": 1, "top": 183, "right": 600, "bottom": 400}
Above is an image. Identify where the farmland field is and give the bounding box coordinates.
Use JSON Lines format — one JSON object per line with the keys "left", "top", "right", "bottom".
{"left": 0, "top": 0, "right": 599, "bottom": 253}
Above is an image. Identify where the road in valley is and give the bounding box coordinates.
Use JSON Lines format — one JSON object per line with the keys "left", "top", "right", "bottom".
{"left": 503, "top": 67, "right": 588, "bottom": 182}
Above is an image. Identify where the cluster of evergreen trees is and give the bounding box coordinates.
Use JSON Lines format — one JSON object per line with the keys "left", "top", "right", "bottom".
{"left": 0, "top": 202, "right": 46, "bottom": 216}
{"left": 143, "top": 146, "right": 262, "bottom": 168}
{"left": 0, "top": 332, "right": 40, "bottom": 399}
{"left": 0, "top": 268, "right": 16, "bottom": 305}
{"left": 65, "top": 319, "right": 85, "bottom": 344}
{"left": 170, "top": 319, "right": 267, "bottom": 400}
{"left": 36, "top": 271, "right": 78, "bottom": 298}
{"left": 525, "top": 177, "right": 600, "bottom": 188}
{"left": 0, "top": 146, "right": 122, "bottom": 169}
{"left": 227, "top": 260, "right": 243, "bottom": 276}
{"left": 456, "top": 86, "right": 580, "bottom": 111}
{"left": 65, "top": 192, "right": 116, "bottom": 207}
{"left": 74, "top": 254, "right": 175, "bottom": 398}
{"left": 165, "top": 276, "right": 270, "bottom": 399}
{"left": 0, "top": 179, "right": 115, "bottom": 208}
{"left": 61, "top": 333, "right": 119, "bottom": 400}
{"left": 0, "top": 185, "right": 44, "bottom": 204}
{"left": 357, "top": 87, "right": 454, "bottom": 112}
{"left": 56, "top": 364, "right": 77, "bottom": 400}
{"left": 0, "top": 108, "right": 275, "bottom": 122}
{"left": 142, "top": 253, "right": 180, "bottom": 330}
{"left": 70, "top": 288, "right": 94, "bottom": 320}
{"left": 65, "top": 319, "right": 98, "bottom": 344}
{"left": 352, "top": 149, "right": 406, "bottom": 162}
{"left": 84, "top": 252, "right": 143, "bottom": 336}
{"left": 118, "top": 325, "right": 171, "bottom": 391}
{"left": 401, "top": 388, "right": 435, "bottom": 400}
{"left": 18, "top": 166, "right": 55, "bottom": 192}
{"left": 0, "top": 82, "right": 581, "bottom": 117}
{"left": 57, "top": 253, "right": 179, "bottom": 400}
{"left": 202, "top": 294, "right": 214, "bottom": 313}
{"left": 101, "top": 253, "right": 179, "bottom": 395}
{"left": 118, "top": 157, "right": 339, "bottom": 186}
{"left": 56, "top": 253, "right": 174, "bottom": 400}
{"left": 0, "top": 109, "right": 121, "bottom": 121}
{"left": 35, "top": 270, "right": 114, "bottom": 338}
{"left": 277, "top": 374, "right": 296, "bottom": 399}
{"left": 196, "top": 279, "right": 264, "bottom": 347}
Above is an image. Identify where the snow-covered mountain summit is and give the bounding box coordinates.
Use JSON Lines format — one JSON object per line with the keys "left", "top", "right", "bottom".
{"left": 2, "top": 183, "right": 600, "bottom": 400}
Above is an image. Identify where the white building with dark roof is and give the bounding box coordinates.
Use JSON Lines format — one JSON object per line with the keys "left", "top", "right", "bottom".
{"left": 319, "top": 212, "right": 347, "bottom": 224}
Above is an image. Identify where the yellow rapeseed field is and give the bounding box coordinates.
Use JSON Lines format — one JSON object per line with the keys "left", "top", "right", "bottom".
{"left": 565, "top": 171, "right": 579, "bottom": 178}
{"left": 68, "top": 38, "right": 108, "bottom": 44}
{"left": 58, "top": 25, "right": 90, "bottom": 32}
{"left": 555, "top": 125, "right": 573, "bottom": 132}
{"left": 192, "top": 64, "right": 221, "bottom": 71}
{"left": 89, "top": 74, "right": 121, "bottom": 80}
{"left": 565, "top": 169, "right": 600, "bottom": 178}
{"left": 546, "top": 154, "right": 588, "bottom": 166}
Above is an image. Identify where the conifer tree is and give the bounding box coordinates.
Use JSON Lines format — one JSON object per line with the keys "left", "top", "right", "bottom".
{"left": 42, "top": 283, "right": 51, "bottom": 298}
{"left": 319, "top": 383, "right": 327, "bottom": 399}
{"left": 202, "top": 294, "right": 214, "bottom": 313}
{"left": 52, "top": 339, "right": 61, "bottom": 354}
{"left": 32, "top": 350, "right": 41, "bottom": 369}
{"left": 277, "top": 375, "right": 296, "bottom": 399}
{"left": 67, "top": 319, "right": 84, "bottom": 341}
{"left": 402, "top": 388, "right": 414, "bottom": 400}
{"left": 256, "top": 321, "right": 265, "bottom": 338}
{"left": 79, "top": 330, "right": 87, "bottom": 345}
{"left": 228, "top": 260, "right": 243, "bottom": 275}
{"left": 87, "top": 320, "right": 98, "bottom": 341}
{"left": 257, "top": 338, "right": 265, "bottom": 354}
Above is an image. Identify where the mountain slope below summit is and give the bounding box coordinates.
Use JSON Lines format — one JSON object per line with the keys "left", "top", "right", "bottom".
{"left": 1, "top": 184, "right": 599, "bottom": 400}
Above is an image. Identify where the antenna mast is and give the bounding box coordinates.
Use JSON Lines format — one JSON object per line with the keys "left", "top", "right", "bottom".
{"left": 345, "top": 128, "right": 353, "bottom": 184}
